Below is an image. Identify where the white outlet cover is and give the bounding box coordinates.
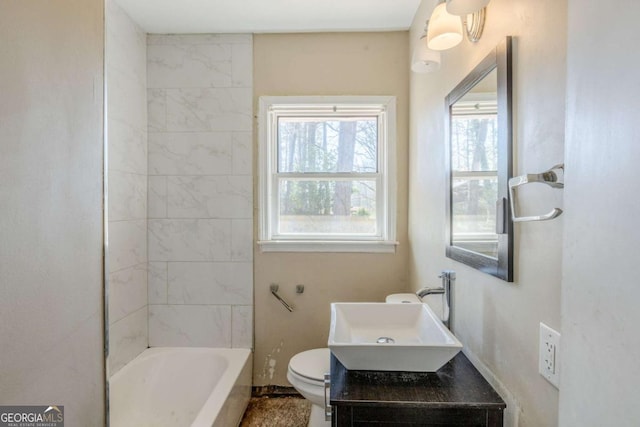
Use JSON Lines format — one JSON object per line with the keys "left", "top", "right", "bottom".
{"left": 539, "top": 322, "right": 560, "bottom": 388}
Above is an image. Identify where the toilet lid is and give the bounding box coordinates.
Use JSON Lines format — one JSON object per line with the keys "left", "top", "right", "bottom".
{"left": 289, "top": 348, "right": 330, "bottom": 382}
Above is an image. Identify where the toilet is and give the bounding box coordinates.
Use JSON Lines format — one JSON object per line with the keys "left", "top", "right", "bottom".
{"left": 287, "top": 348, "right": 331, "bottom": 426}
{"left": 287, "top": 294, "right": 422, "bottom": 426}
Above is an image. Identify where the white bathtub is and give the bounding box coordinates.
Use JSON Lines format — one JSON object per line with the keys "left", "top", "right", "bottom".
{"left": 109, "top": 347, "right": 252, "bottom": 427}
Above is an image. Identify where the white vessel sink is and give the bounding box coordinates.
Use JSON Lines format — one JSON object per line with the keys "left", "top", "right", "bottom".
{"left": 328, "top": 303, "right": 462, "bottom": 372}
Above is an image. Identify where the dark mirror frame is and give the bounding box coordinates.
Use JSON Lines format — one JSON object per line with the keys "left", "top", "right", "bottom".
{"left": 445, "top": 37, "right": 513, "bottom": 282}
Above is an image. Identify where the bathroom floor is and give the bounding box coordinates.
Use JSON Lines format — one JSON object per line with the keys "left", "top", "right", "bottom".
{"left": 240, "top": 395, "right": 311, "bottom": 427}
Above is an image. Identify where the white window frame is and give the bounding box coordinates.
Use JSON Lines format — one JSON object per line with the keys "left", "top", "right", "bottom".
{"left": 258, "top": 96, "right": 397, "bottom": 253}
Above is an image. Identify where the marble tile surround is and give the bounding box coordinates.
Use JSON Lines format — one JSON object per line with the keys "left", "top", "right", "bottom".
{"left": 147, "top": 34, "right": 253, "bottom": 350}
{"left": 149, "top": 305, "right": 232, "bottom": 347}
{"left": 166, "top": 175, "right": 252, "bottom": 219}
{"left": 148, "top": 132, "right": 233, "bottom": 176}
{"left": 148, "top": 219, "right": 232, "bottom": 261}
{"left": 109, "top": 306, "right": 148, "bottom": 374}
{"left": 106, "top": 0, "right": 148, "bottom": 376}
{"left": 167, "top": 262, "right": 253, "bottom": 305}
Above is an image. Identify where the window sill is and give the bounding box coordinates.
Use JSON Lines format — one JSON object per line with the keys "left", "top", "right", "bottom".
{"left": 257, "top": 240, "right": 398, "bottom": 253}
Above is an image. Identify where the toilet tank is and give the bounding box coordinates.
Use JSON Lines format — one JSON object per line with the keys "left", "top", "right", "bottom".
{"left": 385, "top": 293, "right": 422, "bottom": 303}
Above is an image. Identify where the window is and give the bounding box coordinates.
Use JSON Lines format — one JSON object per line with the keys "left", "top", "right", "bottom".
{"left": 258, "top": 96, "right": 397, "bottom": 252}
{"left": 450, "top": 92, "right": 498, "bottom": 257}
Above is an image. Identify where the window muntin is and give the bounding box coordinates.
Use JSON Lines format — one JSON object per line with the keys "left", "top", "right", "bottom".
{"left": 259, "top": 97, "right": 396, "bottom": 252}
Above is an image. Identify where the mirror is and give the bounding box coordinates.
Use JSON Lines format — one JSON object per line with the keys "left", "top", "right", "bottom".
{"left": 445, "top": 37, "right": 513, "bottom": 281}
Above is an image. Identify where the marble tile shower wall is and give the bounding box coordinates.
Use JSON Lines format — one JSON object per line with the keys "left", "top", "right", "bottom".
{"left": 106, "top": 0, "right": 148, "bottom": 375}
{"left": 146, "top": 34, "right": 253, "bottom": 349}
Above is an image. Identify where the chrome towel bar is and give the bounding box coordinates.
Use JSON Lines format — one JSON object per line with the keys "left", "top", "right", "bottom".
{"left": 508, "top": 163, "right": 564, "bottom": 222}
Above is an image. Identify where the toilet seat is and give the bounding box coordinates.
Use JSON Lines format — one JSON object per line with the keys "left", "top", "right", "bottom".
{"left": 288, "top": 348, "right": 330, "bottom": 383}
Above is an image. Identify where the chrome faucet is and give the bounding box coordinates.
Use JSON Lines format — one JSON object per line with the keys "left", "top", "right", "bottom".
{"left": 416, "top": 287, "right": 445, "bottom": 298}
{"left": 416, "top": 270, "right": 456, "bottom": 332}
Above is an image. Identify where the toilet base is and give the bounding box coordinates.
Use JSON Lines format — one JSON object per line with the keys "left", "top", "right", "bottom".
{"left": 308, "top": 403, "right": 331, "bottom": 427}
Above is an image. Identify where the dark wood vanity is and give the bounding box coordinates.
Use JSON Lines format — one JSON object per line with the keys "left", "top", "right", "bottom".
{"left": 330, "top": 352, "right": 505, "bottom": 426}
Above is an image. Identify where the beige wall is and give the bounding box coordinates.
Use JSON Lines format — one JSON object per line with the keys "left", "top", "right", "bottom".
{"left": 560, "top": 0, "right": 640, "bottom": 424}
{"left": 408, "top": 1, "right": 566, "bottom": 426}
{"left": 0, "top": 0, "right": 105, "bottom": 425}
{"left": 253, "top": 32, "right": 410, "bottom": 386}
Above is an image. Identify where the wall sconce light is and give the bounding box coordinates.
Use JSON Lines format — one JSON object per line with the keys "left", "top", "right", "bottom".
{"left": 446, "top": 0, "right": 489, "bottom": 43}
{"left": 446, "top": 0, "right": 489, "bottom": 15}
{"left": 414, "top": 0, "right": 490, "bottom": 74}
{"left": 412, "top": 23, "right": 441, "bottom": 73}
{"left": 426, "top": 3, "right": 463, "bottom": 51}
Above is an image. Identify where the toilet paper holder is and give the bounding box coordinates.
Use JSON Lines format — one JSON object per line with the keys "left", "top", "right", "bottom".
{"left": 270, "top": 284, "right": 294, "bottom": 312}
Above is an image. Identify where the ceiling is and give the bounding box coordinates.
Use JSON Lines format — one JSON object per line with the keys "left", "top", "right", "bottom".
{"left": 114, "top": 0, "right": 422, "bottom": 34}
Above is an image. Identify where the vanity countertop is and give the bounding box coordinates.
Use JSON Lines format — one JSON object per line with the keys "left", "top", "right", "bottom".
{"left": 330, "top": 352, "right": 506, "bottom": 426}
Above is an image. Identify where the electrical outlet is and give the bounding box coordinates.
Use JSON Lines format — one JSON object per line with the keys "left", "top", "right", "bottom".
{"left": 539, "top": 322, "right": 560, "bottom": 388}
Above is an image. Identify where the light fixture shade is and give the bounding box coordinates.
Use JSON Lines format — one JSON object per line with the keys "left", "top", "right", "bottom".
{"left": 446, "top": 0, "right": 490, "bottom": 16}
{"left": 427, "top": 3, "right": 463, "bottom": 51}
{"left": 411, "top": 37, "right": 441, "bottom": 73}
